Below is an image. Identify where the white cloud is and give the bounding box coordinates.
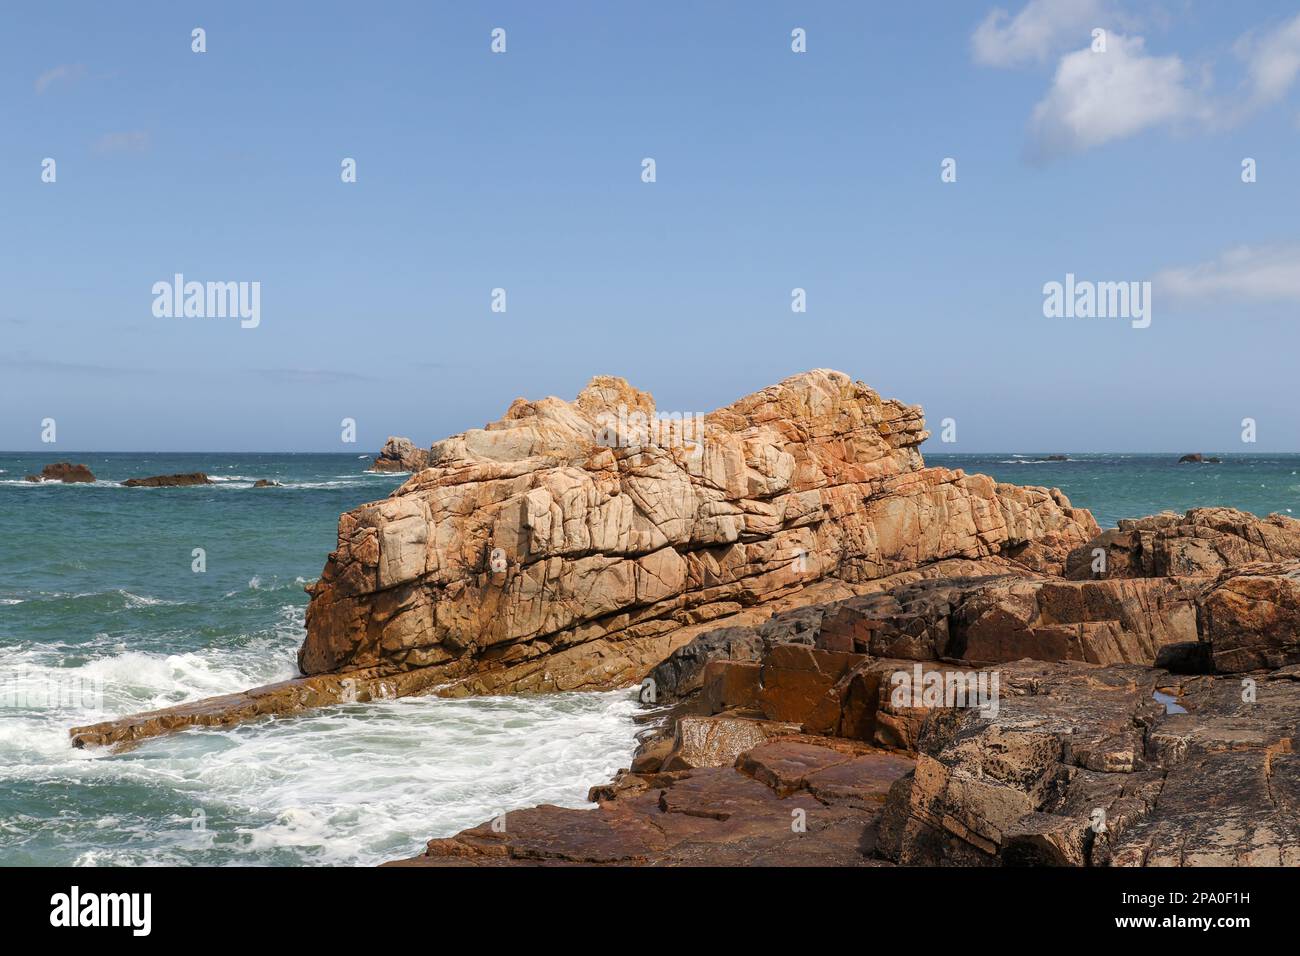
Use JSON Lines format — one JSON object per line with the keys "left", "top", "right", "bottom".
{"left": 972, "top": 0, "right": 1109, "bottom": 68}
{"left": 35, "top": 63, "right": 86, "bottom": 95}
{"left": 1026, "top": 34, "right": 1203, "bottom": 160}
{"left": 1154, "top": 245, "right": 1300, "bottom": 303}
{"left": 978, "top": 7, "right": 1300, "bottom": 159}
{"left": 1236, "top": 13, "right": 1300, "bottom": 108}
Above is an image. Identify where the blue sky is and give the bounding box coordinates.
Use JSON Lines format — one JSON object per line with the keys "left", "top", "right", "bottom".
{"left": 2, "top": 1, "right": 1298, "bottom": 452}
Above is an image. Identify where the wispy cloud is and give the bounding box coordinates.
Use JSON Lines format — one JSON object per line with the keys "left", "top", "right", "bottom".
{"left": 1234, "top": 13, "right": 1300, "bottom": 110}
{"left": 1154, "top": 244, "right": 1300, "bottom": 304}
{"left": 92, "top": 130, "right": 150, "bottom": 155}
{"left": 35, "top": 63, "right": 86, "bottom": 94}
{"left": 972, "top": 0, "right": 1110, "bottom": 68}
{"left": 0, "top": 351, "right": 150, "bottom": 377}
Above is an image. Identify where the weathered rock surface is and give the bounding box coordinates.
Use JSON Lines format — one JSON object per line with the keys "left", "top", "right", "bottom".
{"left": 1066, "top": 508, "right": 1300, "bottom": 579}
{"left": 121, "top": 472, "right": 213, "bottom": 487}
{"left": 1178, "top": 453, "right": 1221, "bottom": 463}
{"left": 398, "top": 568, "right": 1300, "bottom": 867}
{"left": 372, "top": 437, "right": 430, "bottom": 473}
{"left": 302, "top": 370, "right": 1098, "bottom": 694}
{"left": 25, "top": 462, "right": 95, "bottom": 483}
{"left": 1198, "top": 561, "right": 1300, "bottom": 673}
{"left": 877, "top": 659, "right": 1300, "bottom": 866}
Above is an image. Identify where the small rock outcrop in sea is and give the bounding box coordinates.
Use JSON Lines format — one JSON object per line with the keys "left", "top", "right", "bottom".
{"left": 371, "top": 437, "right": 430, "bottom": 473}
{"left": 253, "top": 479, "right": 280, "bottom": 488}
{"left": 1177, "top": 453, "right": 1221, "bottom": 463}
{"left": 121, "top": 472, "right": 213, "bottom": 487}
{"left": 25, "top": 462, "right": 95, "bottom": 483}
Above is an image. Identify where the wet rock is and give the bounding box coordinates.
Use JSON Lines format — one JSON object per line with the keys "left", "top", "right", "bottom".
{"left": 25, "top": 462, "right": 95, "bottom": 483}
{"left": 393, "top": 743, "right": 913, "bottom": 867}
{"left": 121, "top": 472, "right": 213, "bottom": 487}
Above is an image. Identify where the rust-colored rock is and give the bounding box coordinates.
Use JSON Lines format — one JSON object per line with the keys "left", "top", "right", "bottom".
{"left": 1067, "top": 508, "right": 1300, "bottom": 579}
{"left": 1198, "top": 561, "right": 1300, "bottom": 673}
{"left": 391, "top": 742, "right": 913, "bottom": 867}
{"left": 25, "top": 461, "right": 95, "bottom": 483}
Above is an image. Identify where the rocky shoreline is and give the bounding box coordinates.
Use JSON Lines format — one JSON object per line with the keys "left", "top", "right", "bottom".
{"left": 67, "top": 370, "right": 1300, "bottom": 866}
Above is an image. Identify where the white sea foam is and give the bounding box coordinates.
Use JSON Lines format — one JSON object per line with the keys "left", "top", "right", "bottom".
{"left": 0, "top": 607, "right": 639, "bottom": 866}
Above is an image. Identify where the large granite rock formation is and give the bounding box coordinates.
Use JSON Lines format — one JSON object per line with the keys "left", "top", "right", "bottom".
{"left": 300, "top": 370, "right": 1099, "bottom": 692}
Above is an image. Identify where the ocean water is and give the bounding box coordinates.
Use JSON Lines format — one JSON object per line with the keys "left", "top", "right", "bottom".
{"left": 2, "top": 450, "right": 1297, "bottom": 866}
{"left": 927, "top": 453, "right": 1300, "bottom": 528}
{"left": 0, "top": 453, "right": 640, "bottom": 866}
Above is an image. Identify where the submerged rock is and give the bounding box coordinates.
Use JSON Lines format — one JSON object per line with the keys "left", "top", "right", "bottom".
{"left": 121, "top": 472, "right": 213, "bottom": 487}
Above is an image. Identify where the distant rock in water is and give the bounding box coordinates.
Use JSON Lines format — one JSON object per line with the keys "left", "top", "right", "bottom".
{"left": 1178, "top": 453, "right": 1221, "bottom": 463}
{"left": 253, "top": 479, "right": 280, "bottom": 488}
{"left": 122, "top": 472, "right": 213, "bottom": 487}
{"left": 1040, "top": 454, "right": 1068, "bottom": 461}
{"left": 371, "top": 436, "right": 429, "bottom": 473}
{"left": 24, "top": 462, "right": 95, "bottom": 483}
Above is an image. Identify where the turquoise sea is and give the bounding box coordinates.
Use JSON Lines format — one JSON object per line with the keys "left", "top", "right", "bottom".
{"left": 2, "top": 451, "right": 1297, "bottom": 865}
